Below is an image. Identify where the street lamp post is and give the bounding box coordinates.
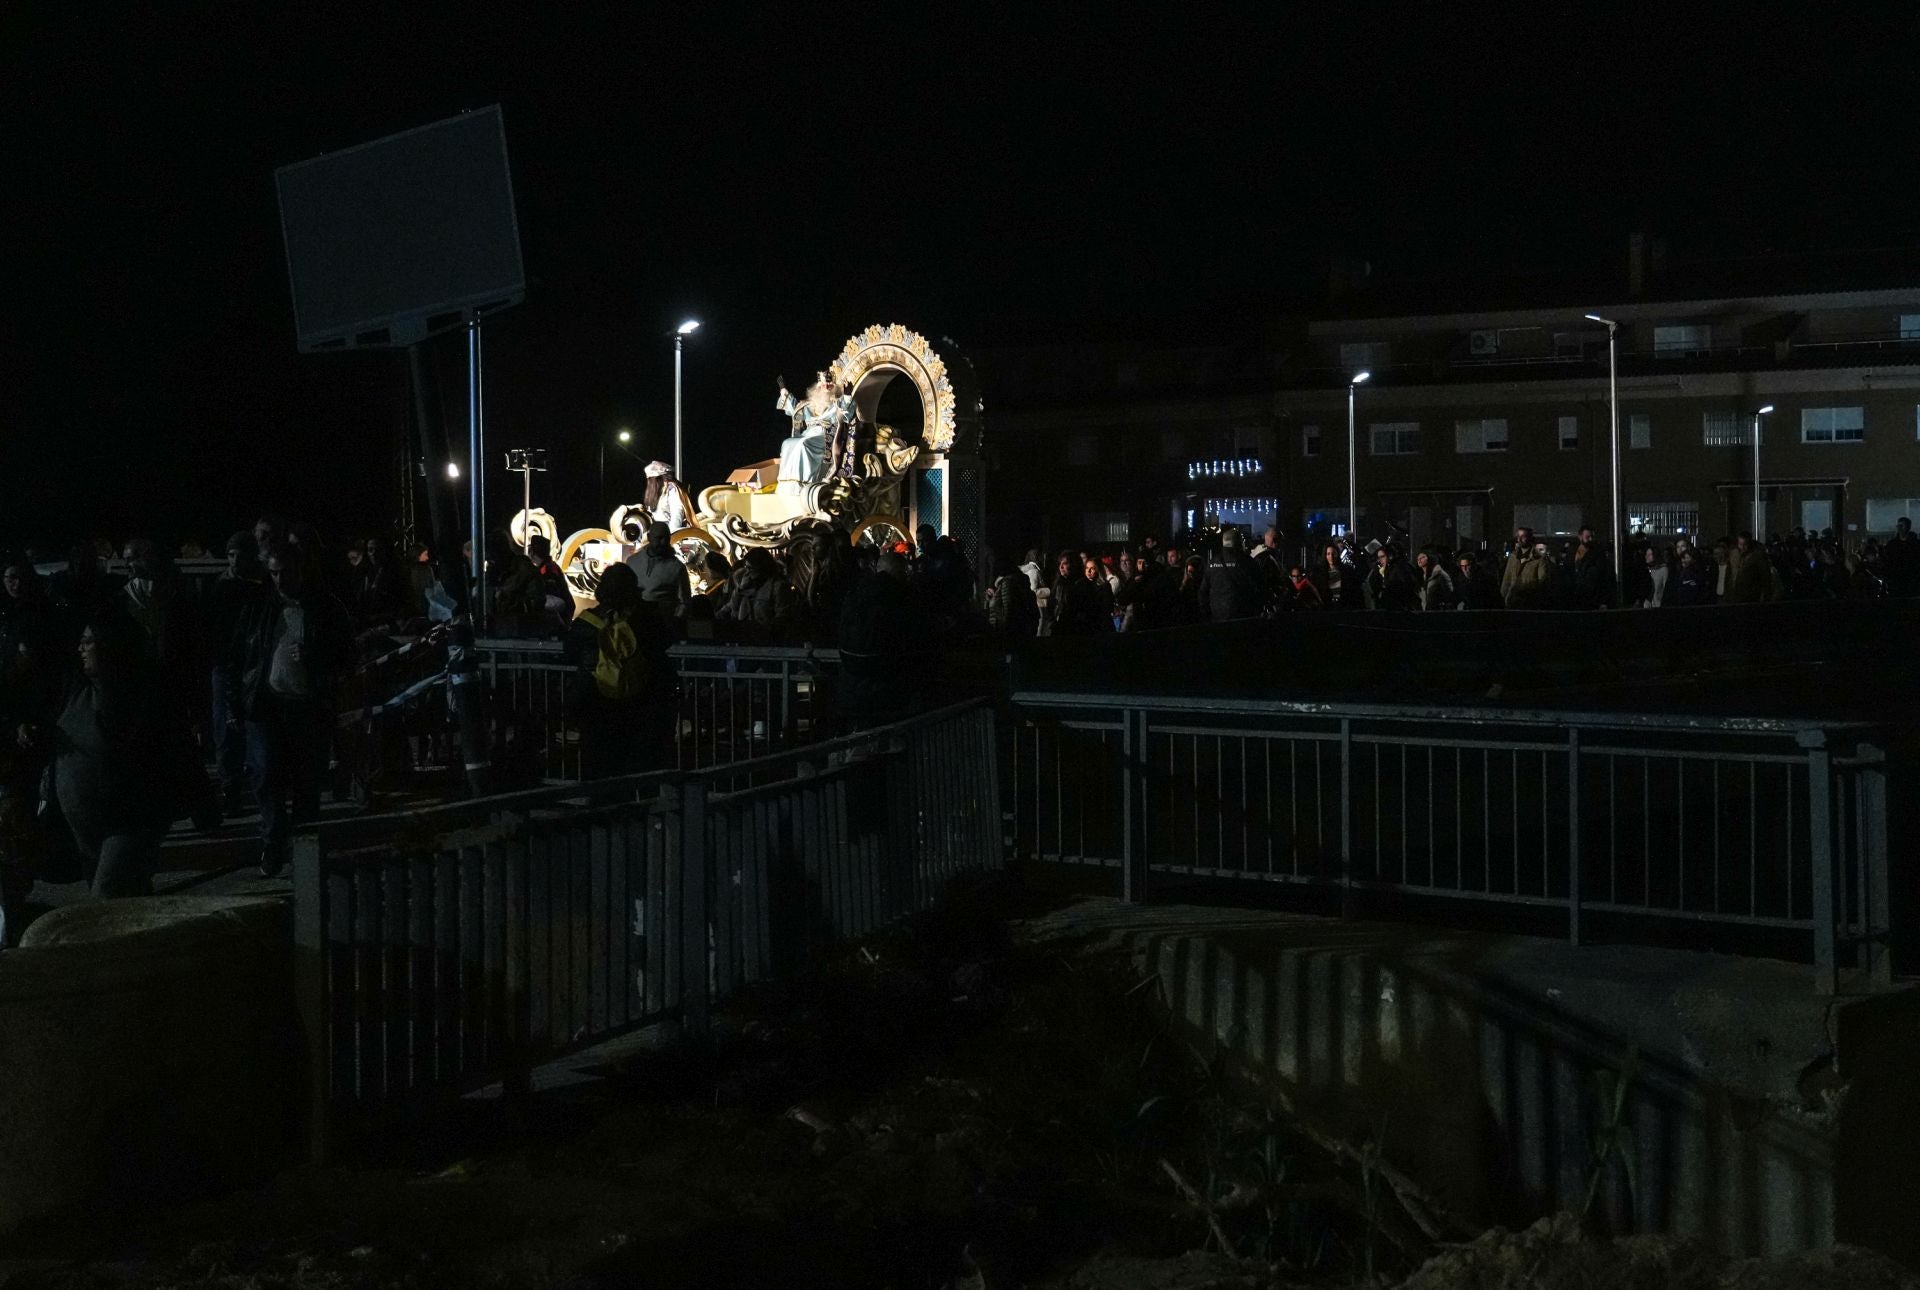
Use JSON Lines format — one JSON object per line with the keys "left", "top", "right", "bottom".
{"left": 1347, "top": 370, "right": 1370, "bottom": 541}
{"left": 1753, "top": 405, "right": 1774, "bottom": 536}
{"left": 673, "top": 319, "right": 700, "bottom": 480}
{"left": 1585, "top": 314, "right": 1621, "bottom": 603}
{"left": 600, "top": 428, "right": 633, "bottom": 514}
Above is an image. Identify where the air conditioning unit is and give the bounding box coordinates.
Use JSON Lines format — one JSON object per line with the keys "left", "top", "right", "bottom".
{"left": 1469, "top": 330, "right": 1500, "bottom": 356}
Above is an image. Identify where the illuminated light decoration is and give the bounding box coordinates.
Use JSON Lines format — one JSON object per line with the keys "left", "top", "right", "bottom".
{"left": 830, "top": 323, "right": 960, "bottom": 451}
{"left": 1186, "top": 457, "right": 1264, "bottom": 481}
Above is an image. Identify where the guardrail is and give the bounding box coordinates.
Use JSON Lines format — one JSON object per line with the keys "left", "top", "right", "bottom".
{"left": 1009, "top": 692, "right": 1896, "bottom": 993}
{"left": 290, "top": 698, "right": 999, "bottom": 1153}
{"left": 472, "top": 638, "right": 841, "bottom": 781}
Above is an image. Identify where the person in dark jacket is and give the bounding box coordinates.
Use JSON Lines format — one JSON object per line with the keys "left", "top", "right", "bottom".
{"left": 1364, "top": 545, "right": 1419, "bottom": 611}
{"left": 205, "top": 532, "right": 264, "bottom": 812}
{"left": 1669, "top": 547, "right": 1713, "bottom": 606}
{"left": 716, "top": 547, "right": 794, "bottom": 641}
{"left": 235, "top": 544, "right": 355, "bottom": 876}
{"left": 835, "top": 552, "right": 933, "bottom": 729}
{"left": 1455, "top": 553, "right": 1503, "bottom": 610}
{"left": 41, "top": 608, "right": 186, "bottom": 897}
{"left": 1198, "top": 530, "right": 1261, "bottom": 622}
{"left": 563, "top": 562, "right": 675, "bottom": 779}
{"left": 527, "top": 535, "right": 575, "bottom": 633}
{"left": 1569, "top": 540, "right": 1615, "bottom": 610}
{"left": 625, "top": 521, "right": 690, "bottom": 624}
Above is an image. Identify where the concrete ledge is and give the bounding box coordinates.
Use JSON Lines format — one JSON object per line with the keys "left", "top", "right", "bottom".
{"left": 0, "top": 896, "right": 300, "bottom": 1236}
{"left": 1025, "top": 897, "right": 1920, "bottom": 1264}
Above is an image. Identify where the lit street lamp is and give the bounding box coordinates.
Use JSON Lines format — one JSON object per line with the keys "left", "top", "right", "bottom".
{"left": 1347, "top": 370, "right": 1370, "bottom": 540}
{"left": 1585, "top": 313, "right": 1621, "bottom": 603}
{"left": 1753, "top": 405, "right": 1774, "bottom": 536}
{"left": 600, "top": 428, "right": 634, "bottom": 513}
{"left": 673, "top": 319, "right": 700, "bottom": 480}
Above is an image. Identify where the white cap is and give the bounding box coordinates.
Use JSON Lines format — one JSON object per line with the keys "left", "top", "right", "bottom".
{"left": 644, "top": 460, "right": 671, "bottom": 478}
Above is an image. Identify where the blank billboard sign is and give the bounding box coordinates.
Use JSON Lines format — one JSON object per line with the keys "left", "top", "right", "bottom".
{"left": 276, "top": 105, "right": 524, "bottom": 351}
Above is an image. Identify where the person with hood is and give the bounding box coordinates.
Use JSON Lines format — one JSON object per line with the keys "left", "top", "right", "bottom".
{"left": 625, "top": 521, "right": 691, "bottom": 624}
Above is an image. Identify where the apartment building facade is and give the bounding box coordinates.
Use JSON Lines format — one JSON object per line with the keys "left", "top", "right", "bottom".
{"left": 1281, "top": 287, "right": 1920, "bottom": 553}
{"left": 978, "top": 278, "right": 1920, "bottom": 560}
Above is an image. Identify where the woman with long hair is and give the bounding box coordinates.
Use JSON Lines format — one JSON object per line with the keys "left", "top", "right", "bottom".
{"left": 642, "top": 461, "right": 696, "bottom": 533}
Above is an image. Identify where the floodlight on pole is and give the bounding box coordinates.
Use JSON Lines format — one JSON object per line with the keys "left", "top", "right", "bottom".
{"left": 673, "top": 320, "right": 701, "bottom": 479}
{"left": 601, "top": 428, "right": 636, "bottom": 513}
{"left": 445, "top": 461, "right": 460, "bottom": 480}
{"left": 1346, "top": 371, "right": 1370, "bottom": 541}
{"left": 1753, "top": 405, "right": 1775, "bottom": 536}
{"left": 1586, "top": 314, "right": 1622, "bottom": 603}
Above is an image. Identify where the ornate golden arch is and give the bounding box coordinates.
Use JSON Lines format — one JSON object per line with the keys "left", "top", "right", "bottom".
{"left": 830, "top": 323, "right": 960, "bottom": 451}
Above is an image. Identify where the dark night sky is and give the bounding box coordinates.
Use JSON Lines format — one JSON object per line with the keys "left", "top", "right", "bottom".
{"left": 5, "top": 5, "right": 1919, "bottom": 548}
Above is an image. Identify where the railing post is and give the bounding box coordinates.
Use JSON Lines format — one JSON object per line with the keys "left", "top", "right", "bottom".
{"left": 1801, "top": 731, "right": 1837, "bottom": 994}
{"left": 678, "top": 776, "right": 711, "bottom": 1039}
{"left": 498, "top": 810, "right": 533, "bottom": 1106}
{"left": 1339, "top": 717, "right": 1353, "bottom": 919}
{"left": 1567, "top": 727, "right": 1582, "bottom": 946}
{"left": 1121, "top": 706, "right": 1149, "bottom": 902}
{"left": 290, "top": 831, "right": 329, "bottom": 1163}
{"left": 1857, "top": 743, "right": 1892, "bottom": 989}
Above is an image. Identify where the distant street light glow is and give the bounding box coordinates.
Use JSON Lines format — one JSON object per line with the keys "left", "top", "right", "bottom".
{"left": 445, "top": 461, "right": 461, "bottom": 479}
{"left": 618, "top": 428, "right": 633, "bottom": 443}
{"left": 1351, "top": 371, "right": 1371, "bottom": 386}
{"left": 676, "top": 319, "right": 701, "bottom": 335}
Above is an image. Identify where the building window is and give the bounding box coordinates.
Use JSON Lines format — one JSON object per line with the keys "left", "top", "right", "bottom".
{"left": 1653, "top": 324, "right": 1711, "bottom": 353}
{"left": 1554, "top": 331, "right": 1602, "bottom": 359}
{"left": 1454, "top": 418, "right": 1509, "bottom": 454}
{"left": 1801, "top": 406, "right": 1864, "bottom": 444}
{"left": 1900, "top": 315, "right": 1920, "bottom": 340}
{"left": 1701, "top": 410, "right": 1751, "bottom": 446}
{"left": 1083, "top": 512, "right": 1130, "bottom": 543}
{"left": 1557, "top": 415, "right": 1580, "bottom": 450}
{"left": 1512, "top": 503, "right": 1583, "bottom": 537}
{"left": 1339, "top": 341, "right": 1387, "bottom": 372}
{"left": 1865, "top": 499, "right": 1920, "bottom": 533}
{"left": 1468, "top": 329, "right": 1500, "bottom": 356}
{"left": 1067, "top": 433, "right": 1100, "bottom": 466}
{"left": 1303, "top": 506, "right": 1364, "bottom": 537}
{"left": 1629, "top": 414, "right": 1651, "bottom": 449}
{"left": 1368, "top": 422, "right": 1420, "bottom": 456}
{"left": 1301, "top": 425, "right": 1322, "bottom": 458}
{"left": 1626, "top": 502, "right": 1701, "bottom": 536}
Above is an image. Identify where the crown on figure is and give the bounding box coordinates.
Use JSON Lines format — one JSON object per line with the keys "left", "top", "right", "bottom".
{"left": 811, "top": 370, "right": 834, "bottom": 390}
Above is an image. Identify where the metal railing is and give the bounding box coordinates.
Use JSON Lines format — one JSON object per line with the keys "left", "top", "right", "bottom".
{"left": 471, "top": 638, "right": 841, "bottom": 781}
{"left": 1009, "top": 692, "right": 1894, "bottom": 993}
{"left": 291, "top": 698, "right": 999, "bottom": 1151}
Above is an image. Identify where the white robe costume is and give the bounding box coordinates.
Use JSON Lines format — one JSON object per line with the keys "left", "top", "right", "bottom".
{"left": 775, "top": 389, "right": 856, "bottom": 484}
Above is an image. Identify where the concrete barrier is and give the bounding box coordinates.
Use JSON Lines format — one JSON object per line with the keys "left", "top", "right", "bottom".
{"left": 0, "top": 896, "right": 299, "bottom": 1237}
{"left": 1029, "top": 897, "right": 1920, "bottom": 1266}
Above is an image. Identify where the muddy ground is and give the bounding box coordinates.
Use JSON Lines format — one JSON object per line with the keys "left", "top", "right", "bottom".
{"left": 2, "top": 875, "right": 1913, "bottom": 1289}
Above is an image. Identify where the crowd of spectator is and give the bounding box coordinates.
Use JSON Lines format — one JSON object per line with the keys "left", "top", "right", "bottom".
{"left": 996, "top": 515, "right": 1920, "bottom": 634}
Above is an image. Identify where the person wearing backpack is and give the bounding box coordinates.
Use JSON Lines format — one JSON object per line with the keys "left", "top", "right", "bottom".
{"left": 564, "top": 562, "right": 674, "bottom": 779}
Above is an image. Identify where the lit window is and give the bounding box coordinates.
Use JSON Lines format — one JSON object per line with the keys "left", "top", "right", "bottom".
{"left": 1629, "top": 414, "right": 1651, "bottom": 449}
{"left": 1301, "top": 425, "right": 1322, "bottom": 458}
{"left": 1368, "top": 422, "right": 1420, "bottom": 456}
{"left": 1701, "top": 410, "right": 1751, "bottom": 446}
{"left": 1557, "top": 415, "right": 1579, "bottom": 450}
{"left": 1865, "top": 499, "right": 1920, "bottom": 533}
{"left": 1801, "top": 407, "right": 1864, "bottom": 444}
{"left": 1454, "top": 418, "right": 1509, "bottom": 453}
{"left": 1626, "top": 502, "right": 1701, "bottom": 536}
{"left": 1900, "top": 315, "right": 1920, "bottom": 340}
{"left": 1653, "top": 324, "right": 1711, "bottom": 353}
{"left": 1082, "top": 512, "right": 1130, "bottom": 543}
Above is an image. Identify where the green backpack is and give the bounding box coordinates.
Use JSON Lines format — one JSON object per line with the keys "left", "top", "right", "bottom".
{"left": 576, "top": 609, "right": 647, "bottom": 701}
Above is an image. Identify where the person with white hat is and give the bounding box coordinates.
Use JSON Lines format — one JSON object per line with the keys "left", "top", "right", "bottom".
{"left": 643, "top": 460, "right": 693, "bottom": 533}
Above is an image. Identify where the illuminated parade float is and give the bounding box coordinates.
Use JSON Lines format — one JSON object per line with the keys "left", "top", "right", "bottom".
{"left": 510, "top": 323, "right": 984, "bottom": 607}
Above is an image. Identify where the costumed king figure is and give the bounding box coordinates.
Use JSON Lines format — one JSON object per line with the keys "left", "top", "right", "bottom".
{"left": 775, "top": 372, "right": 858, "bottom": 485}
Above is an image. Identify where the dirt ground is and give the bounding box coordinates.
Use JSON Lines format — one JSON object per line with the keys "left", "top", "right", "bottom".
{"left": 2, "top": 874, "right": 1913, "bottom": 1290}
